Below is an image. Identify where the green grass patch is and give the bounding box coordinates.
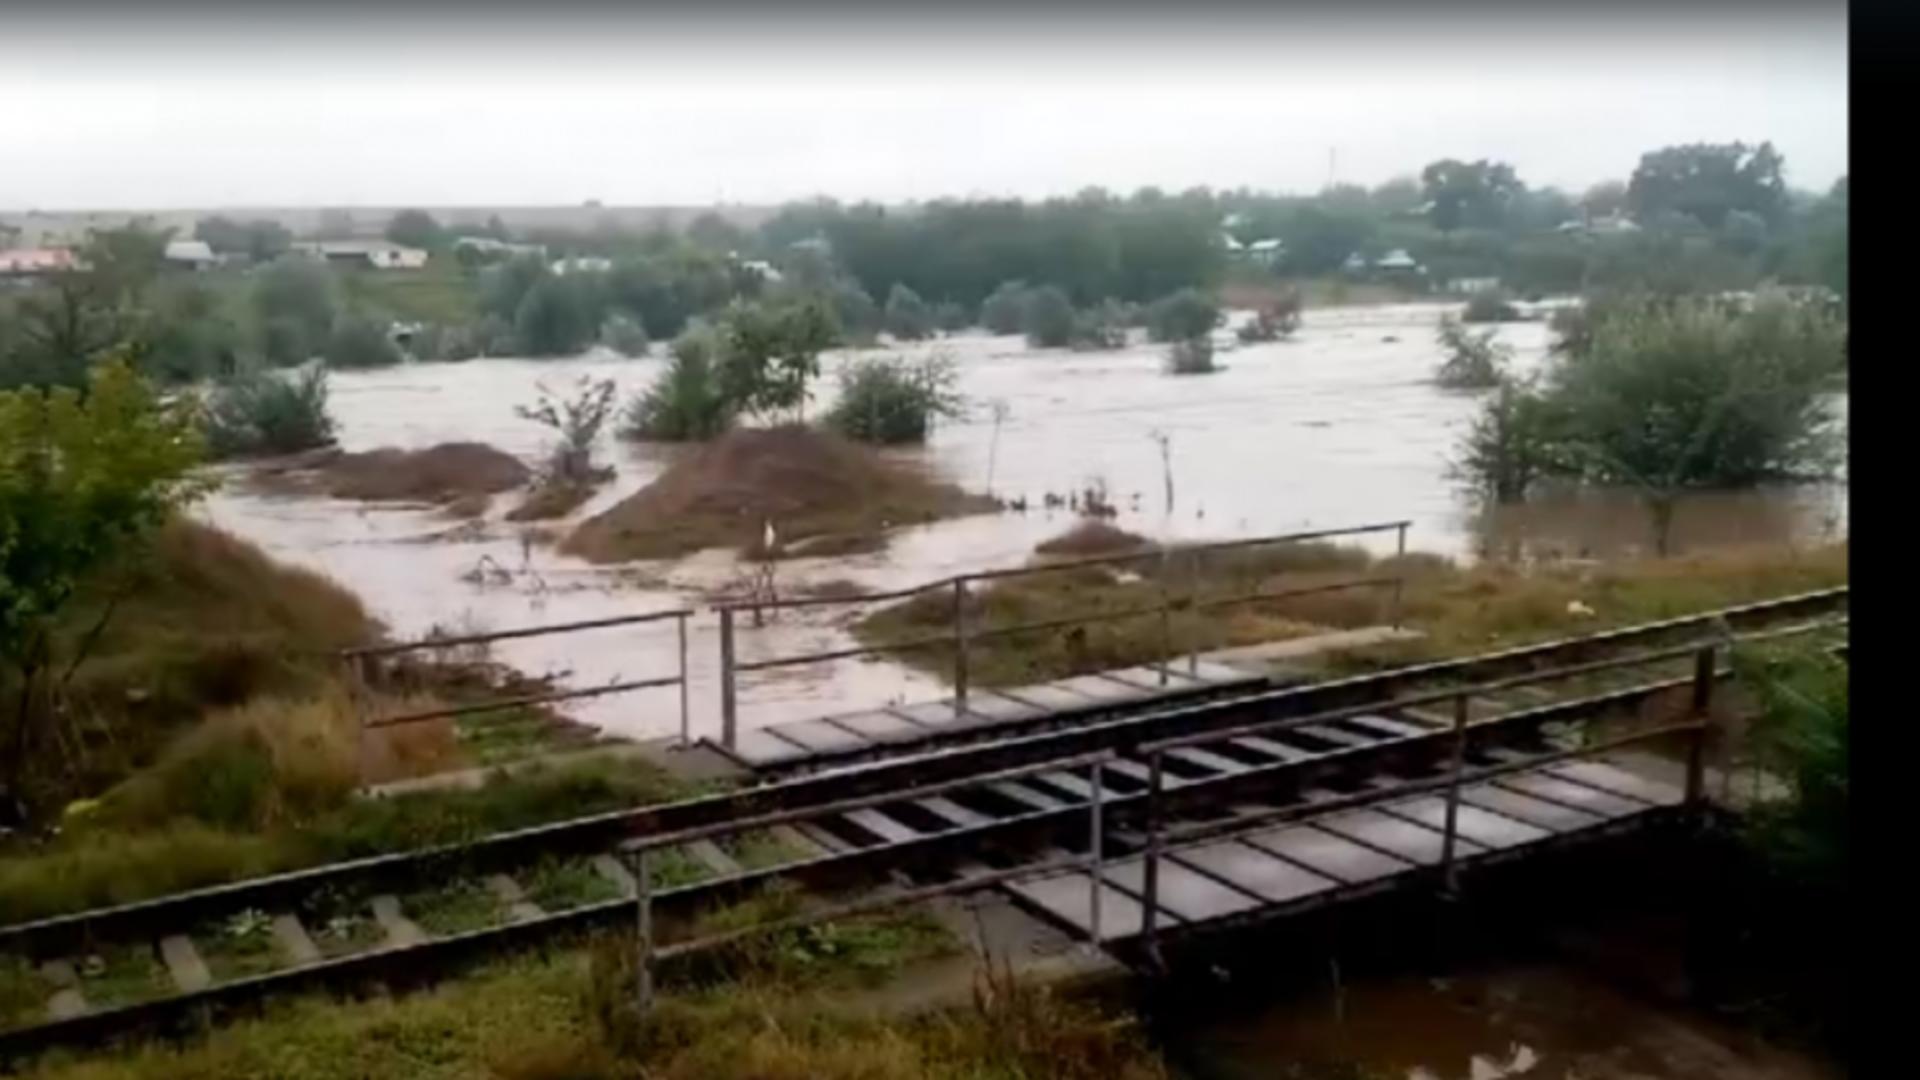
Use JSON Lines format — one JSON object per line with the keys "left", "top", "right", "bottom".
{"left": 194, "top": 909, "right": 284, "bottom": 983}
{"left": 523, "top": 857, "right": 622, "bottom": 912}
{"left": 1, "top": 953, "right": 50, "bottom": 1030}
{"left": 75, "top": 944, "right": 169, "bottom": 1010}
{"left": 0, "top": 758, "right": 692, "bottom": 926}
{"left": 400, "top": 880, "right": 508, "bottom": 937}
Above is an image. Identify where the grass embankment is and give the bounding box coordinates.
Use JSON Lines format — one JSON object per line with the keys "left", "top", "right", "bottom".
{"left": 10, "top": 898, "right": 1165, "bottom": 1080}
{"left": 855, "top": 527, "right": 1850, "bottom": 687}
{"left": 563, "top": 426, "right": 997, "bottom": 563}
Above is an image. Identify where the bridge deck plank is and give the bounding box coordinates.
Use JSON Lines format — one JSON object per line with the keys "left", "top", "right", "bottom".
{"left": 1101, "top": 857, "right": 1264, "bottom": 922}
{"left": 1172, "top": 841, "right": 1339, "bottom": 905}
{"left": 1378, "top": 796, "right": 1553, "bottom": 849}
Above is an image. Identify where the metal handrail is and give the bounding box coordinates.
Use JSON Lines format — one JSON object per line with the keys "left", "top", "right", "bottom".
{"left": 341, "top": 607, "right": 693, "bottom": 659}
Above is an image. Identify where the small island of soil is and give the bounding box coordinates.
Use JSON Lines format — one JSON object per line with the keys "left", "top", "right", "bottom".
{"left": 561, "top": 426, "right": 997, "bottom": 562}
{"left": 1033, "top": 520, "right": 1150, "bottom": 557}
{"left": 249, "top": 442, "right": 531, "bottom": 506}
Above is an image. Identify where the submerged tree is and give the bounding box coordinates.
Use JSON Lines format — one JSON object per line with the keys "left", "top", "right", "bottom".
{"left": 827, "top": 354, "right": 964, "bottom": 444}
{"left": 621, "top": 323, "right": 735, "bottom": 441}
{"left": 883, "top": 284, "right": 935, "bottom": 341}
{"left": 1433, "top": 316, "right": 1509, "bottom": 389}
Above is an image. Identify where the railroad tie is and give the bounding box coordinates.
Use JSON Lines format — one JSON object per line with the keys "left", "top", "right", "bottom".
{"left": 270, "top": 913, "right": 322, "bottom": 966}
{"left": 159, "top": 934, "right": 212, "bottom": 993}
{"left": 39, "top": 959, "right": 87, "bottom": 1020}
{"left": 767, "top": 823, "right": 831, "bottom": 859}
{"left": 685, "top": 839, "right": 743, "bottom": 877}
{"left": 591, "top": 854, "right": 637, "bottom": 894}
{"left": 485, "top": 875, "right": 546, "bottom": 922}
{"left": 370, "top": 895, "right": 427, "bottom": 947}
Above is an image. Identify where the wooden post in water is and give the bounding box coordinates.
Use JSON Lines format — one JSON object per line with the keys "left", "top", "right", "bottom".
{"left": 1438, "top": 692, "right": 1470, "bottom": 897}
{"left": 1686, "top": 645, "right": 1716, "bottom": 807}
{"left": 719, "top": 608, "right": 738, "bottom": 751}
{"left": 952, "top": 578, "right": 970, "bottom": 719}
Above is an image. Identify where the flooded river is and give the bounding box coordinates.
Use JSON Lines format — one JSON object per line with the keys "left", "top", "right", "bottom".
{"left": 198, "top": 301, "right": 1847, "bottom": 740}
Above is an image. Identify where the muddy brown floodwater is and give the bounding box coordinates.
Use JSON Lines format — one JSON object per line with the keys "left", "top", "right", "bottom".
{"left": 197, "top": 301, "right": 1847, "bottom": 740}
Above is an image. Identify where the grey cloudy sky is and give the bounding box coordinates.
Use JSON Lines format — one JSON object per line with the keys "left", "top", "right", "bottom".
{"left": 4, "top": 6, "right": 1848, "bottom": 210}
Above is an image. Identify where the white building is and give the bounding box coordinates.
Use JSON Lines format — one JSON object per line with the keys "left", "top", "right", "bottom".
{"left": 294, "top": 240, "right": 430, "bottom": 270}
{"left": 163, "top": 239, "right": 219, "bottom": 270}
{"left": 551, "top": 256, "right": 614, "bottom": 275}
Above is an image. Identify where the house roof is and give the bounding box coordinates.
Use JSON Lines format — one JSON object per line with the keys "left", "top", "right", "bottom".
{"left": 0, "top": 247, "right": 79, "bottom": 272}
{"left": 165, "top": 240, "right": 216, "bottom": 262}
{"left": 1247, "top": 238, "right": 1284, "bottom": 253}
{"left": 1375, "top": 249, "right": 1418, "bottom": 268}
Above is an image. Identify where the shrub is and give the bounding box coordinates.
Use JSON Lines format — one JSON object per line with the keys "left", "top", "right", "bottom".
{"left": 883, "top": 284, "right": 934, "bottom": 341}
{"left": 826, "top": 354, "right": 963, "bottom": 444}
{"left": 1734, "top": 644, "right": 1847, "bottom": 883}
{"left": 1236, "top": 294, "right": 1303, "bottom": 343}
{"left": 621, "top": 324, "right": 735, "bottom": 441}
{"left": 830, "top": 280, "right": 881, "bottom": 345}
{"left": 933, "top": 300, "right": 970, "bottom": 332}
{"left": 1145, "top": 288, "right": 1221, "bottom": 343}
{"left": 600, "top": 313, "right": 650, "bottom": 358}
{"left": 1447, "top": 374, "right": 1564, "bottom": 502}
{"left": 1069, "top": 300, "right": 1129, "bottom": 350}
{"left": 252, "top": 256, "right": 337, "bottom": 352}
{"left": 1461, "top": 287, "right": 1523, "bottom": 323}
{"left": 516, "top": 376, "right": 617, "bottom": 486}
{"left": 1021, "top": 285, "right": 1074, "bottom": 348}
{"left": 260, "top": 315, "right": 313, "bottom": 367}
{"left": 514, "top": 274, "right": 603, "bottom": 357}
{"left": 1164, "top": 335, "right": 1217, "bottom": 375}
{"left": 1433, "top": 315, "right": 1508, "bottom": 389}
{"left": 323, "top": 316, "right": 403, "bottom": 369}
{"left": 980, "top": 280, "right": 1030, "bottom": 334}
{"left": 201, "top": 365, "right": 337, "bottom": 459}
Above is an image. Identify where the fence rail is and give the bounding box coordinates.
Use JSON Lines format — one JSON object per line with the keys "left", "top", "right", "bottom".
{"left": 714, "top": 520, "right": 1412, "bottom": 748}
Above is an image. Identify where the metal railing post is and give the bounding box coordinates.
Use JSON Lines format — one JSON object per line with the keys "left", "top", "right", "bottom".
{"left": 347, "top": 653, "right": 371, "bottom": 784}
{"left": 1389, "top": 522, "right": 1408, "bottom": 630}
{"left": 1187, "top": 546, "right": 1203, "bottom": 677}
{"left": 631, "top": 848, "right": 654, "bottom": 1015}
{"left": 1438, "top": 691, "right": 1470, "bottom": 897}
{"left": 676, "top": 613, "right": 691, "bottom": 748}
{"left": 719, "top": 608, "right": 738, "bottom": 751}
{"left": 1086, "top": 757, "right": 1104, "bottom": 948}
{"left": 953, "top": 578, "right": 970, "bottom": 718}
{"left": 1141, "top": 750, "right": 1164, "bottom": 965}
{"left": 1686, "top": 645, "right": 1715, "bottom": 807}
{"left": 1157, "top": 555, "right": 1175, "bottom": 687}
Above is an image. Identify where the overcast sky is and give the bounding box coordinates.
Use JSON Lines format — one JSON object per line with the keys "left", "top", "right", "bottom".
{"left": 4, "top": 6, "right": 1848, "bottom": 210}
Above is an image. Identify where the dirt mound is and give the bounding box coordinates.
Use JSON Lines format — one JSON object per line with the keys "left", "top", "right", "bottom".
{"left": 252, "top": 442, "right": 530, "bottom": 504}
{"left": 1034, "top": 520, "right": 1150, "bottom": 557}
{"left": 562, "top": 426, "right": 995, "bottom": 562}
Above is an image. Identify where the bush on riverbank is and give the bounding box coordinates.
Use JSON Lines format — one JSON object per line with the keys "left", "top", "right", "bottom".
{"left": 826, "top": 355, "right": 963, "bottom": 445}
{"left": 1165, "top": 335, "right": 1217, "bottom": 375}
{"left": 621, "top": 324, "right": 736, "bottom": 442}
{"left": 200, "top": 365, "right": 336, "bottom": 459}
{"left": 1434, "top": 315, "right": 1509, "bottom": 389}
{"left": 1461, "top": 287, "right": 1523, "bottom": 323}
{"left": 563, "top": 426, "right": 996, "bottom": 562}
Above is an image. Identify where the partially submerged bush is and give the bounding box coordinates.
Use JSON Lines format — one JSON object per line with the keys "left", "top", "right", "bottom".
{"left": 980, "top": 280, "right": 1030, "bottom": 334}
{"left": 621, "top": 324, "right": 735, "bottom": 441}
{"left": 883, "top": 283, "right": 934, "bottom": 341}
{"left": 1145, "top": 288, "right": 1221, "bottom": 343}
{"left": 1164, "top": 335, "right": 1217, "bottom": 375}
{"left": 516, "top": 376, "right": 617, "bottom": 487}
{"left": 1069, "top": 300, "right": 1129, "bottom": 350}
{"left": 1447, "top": 373, "right": 1565, "bottom": 502}
{"left": 201, "top": 365, "right": 337, "bottom": 459}
{"left": 831, "top": 279, "right": 881, "bottom": 345}
{"left": 1461, "top": 287, "right": 1523, "bottom": 323}
{"left": 827, "top": 354, "right": 963, "bottom": 445}
{"left": 1236, "top": 293, "right": 1303, "bottom": 343}
{"left": 323, "top": 316, "right": 403, "bottom": 369}
{"left": 1021, "top": 285, "right": 1074, "bottom": 348}
{"left": 600, "top": 313, "right": 650, "bottom": 358}
{"left": 1434, "top": 315, "right": 1509, "bottom": 389}
{"left": 933, "top": 300, "right": 970, "bottom": 332}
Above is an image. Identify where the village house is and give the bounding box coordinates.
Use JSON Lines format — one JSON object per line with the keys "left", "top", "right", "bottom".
{"left": 163, "top": 239, "right": 220, "bottom": 270}
{"left": 0, "top": 247, "right": 80, "bottom": 280}
{"left": 293, "top": 240, "right": 430, "bottom": 270}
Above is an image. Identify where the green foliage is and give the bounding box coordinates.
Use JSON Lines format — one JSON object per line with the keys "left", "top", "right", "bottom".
{"left": 199, "top": 365, "right": 336, "bottom": 459}
{"left": 1734, "top": 645, "right": 1846, "bottom": 884}
{"left": 1020, "top": 285, "right": 1074, "bottom": 348}
{"left": 599, "top": 313, "right": 649, "bottom": 358}
{"left": 1, "top": 358, "right": 206, "bottom": 810}
{"left": 828, "top": 279, "right": 881, "bottom": 345}
{"left": 1460, "top": 287, "right": 1522, "bottom": 323}
{"left": 194, "top": 216, "right": 291, "bottom": 263}
{"left": 1164, "top": 335, "right": 1217, "bottom": 375}
{"left": 932, "top": 300, "right": 970, "bottom": 332}
{"left": 1069, "top": 299, "right": 1130, "bottom": 350}
{"left": 516, "top": 376, "right": 617, "bottom": 485}
{"left": 979, "top": 280, "right": 1029, "bottom": 334}
{"left": 1421, "top": 158, "right": 1524, "bottom": 231}
{"left": 322, "top": 316, "right": 402, "bottom": 369}
{"left": 384, "top": 208, "right": 445, "bottom": 250}
{"left": 1628, "top": 141, "right": 1787, "bottom": 229}
{"left": 1145, "top": 287, "right": 1221, "bottom": 343}
{"left": 1447, "top": 374, "right": 1564, "bottom": 502}
{"left": 621, "top": 324, "right": 736, "bottom": 442}
{"left": 883, "top": 283, "right": 934, "bottom": 341}
{"left": 513, "top": 274, "right": 602, "bottom": 357}
{"left": 1433, "top": 315, "right": 1509, "bottom": 389}
{"left": 826, "top": 354, "right": 963, "bottom": 444}
{"left": 715, "top": 298, "right": 838, "bottom": 422}
{"left": 252, "top": 257, "right": 338, "bottom": 358}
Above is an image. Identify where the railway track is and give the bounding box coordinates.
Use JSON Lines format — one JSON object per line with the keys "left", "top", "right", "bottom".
{"left": 0, "top": 588, "right": 1846, "bottom": 1059}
